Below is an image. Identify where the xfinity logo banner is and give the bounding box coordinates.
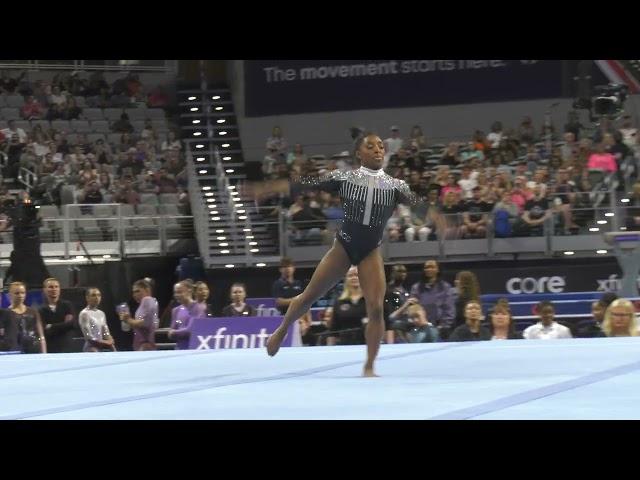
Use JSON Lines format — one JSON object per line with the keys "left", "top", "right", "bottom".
{"left": 506, "top": 276, "right": 566, "bottom": 294}
{"left": 246, "top": 298, "right": 281, "bottom": 317}
{"left": 188, "top": 316, "right": 302, "bottom": 350}
{"left": 596, "top": 274, "right": 640, "bottom": 292}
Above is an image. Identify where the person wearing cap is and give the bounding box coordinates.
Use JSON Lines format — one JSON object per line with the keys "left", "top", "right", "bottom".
{"left": 383, "top": 126, "right": 403, "bottom": 170}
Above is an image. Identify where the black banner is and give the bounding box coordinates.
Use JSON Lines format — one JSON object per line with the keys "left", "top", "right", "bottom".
{"left": 244, "top": 60, "right": 567, "bottom": 117}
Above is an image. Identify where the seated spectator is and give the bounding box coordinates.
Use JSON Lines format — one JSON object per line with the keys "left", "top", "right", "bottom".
{"left": 21, "top": 96, "right": 44, "bottom": 120}
{"left": 440, "top": 142, "right": 460, "bottom": 167}
{"left": 46, "top": 103, "right": 64, "bottom": 121}
{"left": 518, "top": 116, "right": 537, "bottom": 144}
{"left": 453, "top": 271, "right": 481, "bottom": 329}
{"left": 492, "top": 191, "right": 519, "bottom": 237}
{"left": 78, "top": 180, "right": 103, "bottom": 204}
{"left": 141, "top": 119, "right": 157, "bottom": 141}
{"left": 48, "top": 85, "right": 67, "bottom": 107}
{"left": 551, "top": 168, "right": 579, "bottom": 233}
{"left": 405, "top": 188, "right": 439, "bottom": 242}
{"left": 78, "top": 158, "right": 99, "bottom": 186}
{"left": 619, "top": 115, "right": 638, "bottom": 149}
{"left": 587, "top": 143, "right": 617, "bottom": 173}
{"left": 410, "top": 260, "right": 455, "bottom": 339}
{"left": 328, "top": 266, "right": 367, "bottom": 346}
{"left": 111, "top": 112, "right": 134, "bottom": 134}
{"left": 168, "top": 281, "right": 207, "bottom": 349}
{"left": 602, "top": 299, "right": 638, "bottom": 337}
{"left": 87, "top": 86, "right": 111, "bottom": 108}
{"left": 78, "top": 287, "right": 116, "bottom": 352}
{"left": 62, "top": 96, "right": 82, "bottom": 121}
{"left": 489, "top": 302, "right": 521, "bottom": 340}
{"left": 401, "top": 304, "right": 439, "bottom": 343}
{"left": 578, "top": 299, "right": 608, "bottom": 338}
{"left": 439, "top": 190, "right": 462, "bottom": 240}
{"left": 154, "top": 168, "right": 178, "bottom": 194}
{"left": 290, "top": 194, "right": 328, "bottom": 243}
{"left": 2, "top": 120, "right": 27, "bottom": 145}
{"left": 449, "top": 300, "right": 491, "bottom": 342}
{"left": 221, "top": 283, "right": 257, "bottom": 317}
{"left": 148, "top": 85, "right": 169, "bottom": 107}
{"left": 460, "top": 186, "right": 490, "bottom": 238}
{"left": 113, "top": 176, "right": 141, "bottom": 205}
{"left": 440, "top": 173, "right": 462, "bottom": 201}
{"left": 514, "top": 184, "right": 551, "bottom": 236}
{"left": 117, "top": 148, "right": 145, "bottom": 176}
{"left": 523, "top": 301, "right": 572, "bottom": 339}
{"left": 161, "top": 131, "right": 182, "bottom": 152}
{"left": 0, "top": 70, "right": 26, "bottom": 94}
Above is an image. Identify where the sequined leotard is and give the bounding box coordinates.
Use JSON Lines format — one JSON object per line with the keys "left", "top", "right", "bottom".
{"left": 302, "top": 166, "right": 414, "bottom": 265}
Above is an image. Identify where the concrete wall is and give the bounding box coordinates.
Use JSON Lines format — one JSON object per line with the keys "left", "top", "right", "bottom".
{"left": 227, "top": 60, "right": 640, "bottom": 163}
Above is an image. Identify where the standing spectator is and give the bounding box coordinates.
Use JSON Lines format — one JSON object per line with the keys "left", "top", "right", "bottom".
{"left": 410, "top": 260, "right": 455, "bottom": 338}
{"left": 383, "top": 126, "right": 403, "bottom": 169}
{"left": 489, "top": 302, "right": 521, "bottom": 340}
{"left": 328, "top": 266, "right": 367, "bottom": 346}
{"left": 523, "top": 301, "right": 572, "bottom": 339}
{"left": 111, "top": 112, "right": 134, "bottom": 134}
{"left": 21, "top": 96, "right": 44, "bottom": 120}
{"left": 453, "top": 271, "right": 481, "bottom": 329}
{"left": 78, "top": 287, "right": 116, "bottom": 352}
{"left": 38, "top": 277, "right": 76, "bottom": 353}
{"left": 119, "top": 278, "right": 159, "bottom": 350}
{"left": 518, "top": 116, "right": 537, "bottom": 144}
{"left": 602, "top": 299, "right": 638, "bottom": 337}
{"left": 564, "top": 110, "right": 582, "bottom": 140}
{"left": 271, "top": 257, "right": 304, "bottom": 315}
{"left": 168, "top": 281, "right": 207, "bottom": 349}
{"left": 449, "top": 300, "right": 491, "bottom": 342}
{"left": 287, "top": 143, "right": 307, "bottom": 166}
{"left": 486, "top": 121, "right": 504, "bottom": 149}
{"left": 383, "top": 264, "right": 411, "bottom": 344}
{"left": 141, "top": 119, "right": 157, "bottom": 141}
{"left": 266, "top": 126, "right": 288, "bottom": 157}
{"left": 0, "top": 70, "right": 26, "bottom": 94}
{"left": 221, "top": 283, "right": 257, "bottom": 317}
{"left": 409, "top": 125, "right": 428, "bottom": 149}
{"left": 194, "top": 281, "right": 214, "bottom": 317}
{"left": 4, "top": 282, "right": 46, "bottom": 353}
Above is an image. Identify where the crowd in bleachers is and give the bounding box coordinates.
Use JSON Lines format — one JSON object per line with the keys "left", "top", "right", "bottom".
{"left": 0, "top": 69, "right": 189, "bottom": 230}
{"left": 260, "top": 113, "right": 640, "bottom": 243}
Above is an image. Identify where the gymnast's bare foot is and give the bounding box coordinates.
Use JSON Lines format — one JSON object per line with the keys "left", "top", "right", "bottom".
{"left": 363, "top": 364, "right": 379, "bottom": 377}
{"left": 266, "top": 326, "right": 287, "bottom": 356}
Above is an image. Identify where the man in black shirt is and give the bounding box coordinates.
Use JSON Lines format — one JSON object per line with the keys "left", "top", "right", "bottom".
{"left": 517, "top": 184, "right": 551, "bottom": 236}
{"left": 271, "top": 257, "right": 304, "bottom": 315}
{"left": 39, "top": 277, "right": 77, "bottom": 353}
{"left": 461, "top": 186, "right": 490, "bottom": 238}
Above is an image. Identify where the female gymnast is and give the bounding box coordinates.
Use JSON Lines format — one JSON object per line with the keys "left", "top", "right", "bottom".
{"left": 261, "top": 132, "right": 415, "bottom": 377}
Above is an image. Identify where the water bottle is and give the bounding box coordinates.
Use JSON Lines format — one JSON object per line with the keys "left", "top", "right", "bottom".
{"left": 116, "top": 303, "right": 131, "bottom": 332}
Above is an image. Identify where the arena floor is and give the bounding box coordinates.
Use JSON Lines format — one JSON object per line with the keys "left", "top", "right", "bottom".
{"left": 2, "top": 338, "right": 639, "bottom": 420}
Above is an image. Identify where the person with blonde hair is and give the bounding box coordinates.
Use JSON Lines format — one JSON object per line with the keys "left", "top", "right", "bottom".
{"left": 602, "top": 299, "right": 638, "bottom": 337}
{"left": 3, "top": 282, "right": 46, "bottom": 353}
{"left": 327, "top": 266, "right": 367, "bottom": 346}
{"left": 403, "top": 303, "right": 439, "bottom": 343}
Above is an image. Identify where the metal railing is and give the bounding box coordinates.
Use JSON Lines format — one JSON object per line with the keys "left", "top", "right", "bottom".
{"left": 0, "top": 60, "right": 173, "bottom": 72}
{"left": 0, "top": 203, "right": 195, "bottom": 260}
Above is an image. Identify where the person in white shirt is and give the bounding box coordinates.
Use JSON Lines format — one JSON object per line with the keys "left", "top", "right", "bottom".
{"left": 458, "top": 165, "right": 478, "bottom": 199}
{"left": 78, "top": 287, "right": 116, "bottom": 352}
{"left": 2, "top": 120, "right": 27, "bottom": 145}
{"left": 383, "top": 126, "right": 403, "bottom": 169}
{"left": 619, "top": 116, "right": 638, "bottom": 149}
{"left": 486, "top": 121, "right": 503, "bottom": 149}
{"left": 523, "top": 301, "right": 572, "bottom": 340}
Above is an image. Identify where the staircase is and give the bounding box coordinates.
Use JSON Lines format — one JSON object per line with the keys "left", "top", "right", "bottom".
{"left": 179, "top": 87, "right": 282, "bottom": 269}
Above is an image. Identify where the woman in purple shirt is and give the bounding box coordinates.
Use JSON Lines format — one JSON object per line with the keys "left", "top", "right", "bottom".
{"left": 168, "top": 281, "right": 207, "bottom": 350}
{"left": 119, "top": 278, "right": 159, "bottom": 350}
